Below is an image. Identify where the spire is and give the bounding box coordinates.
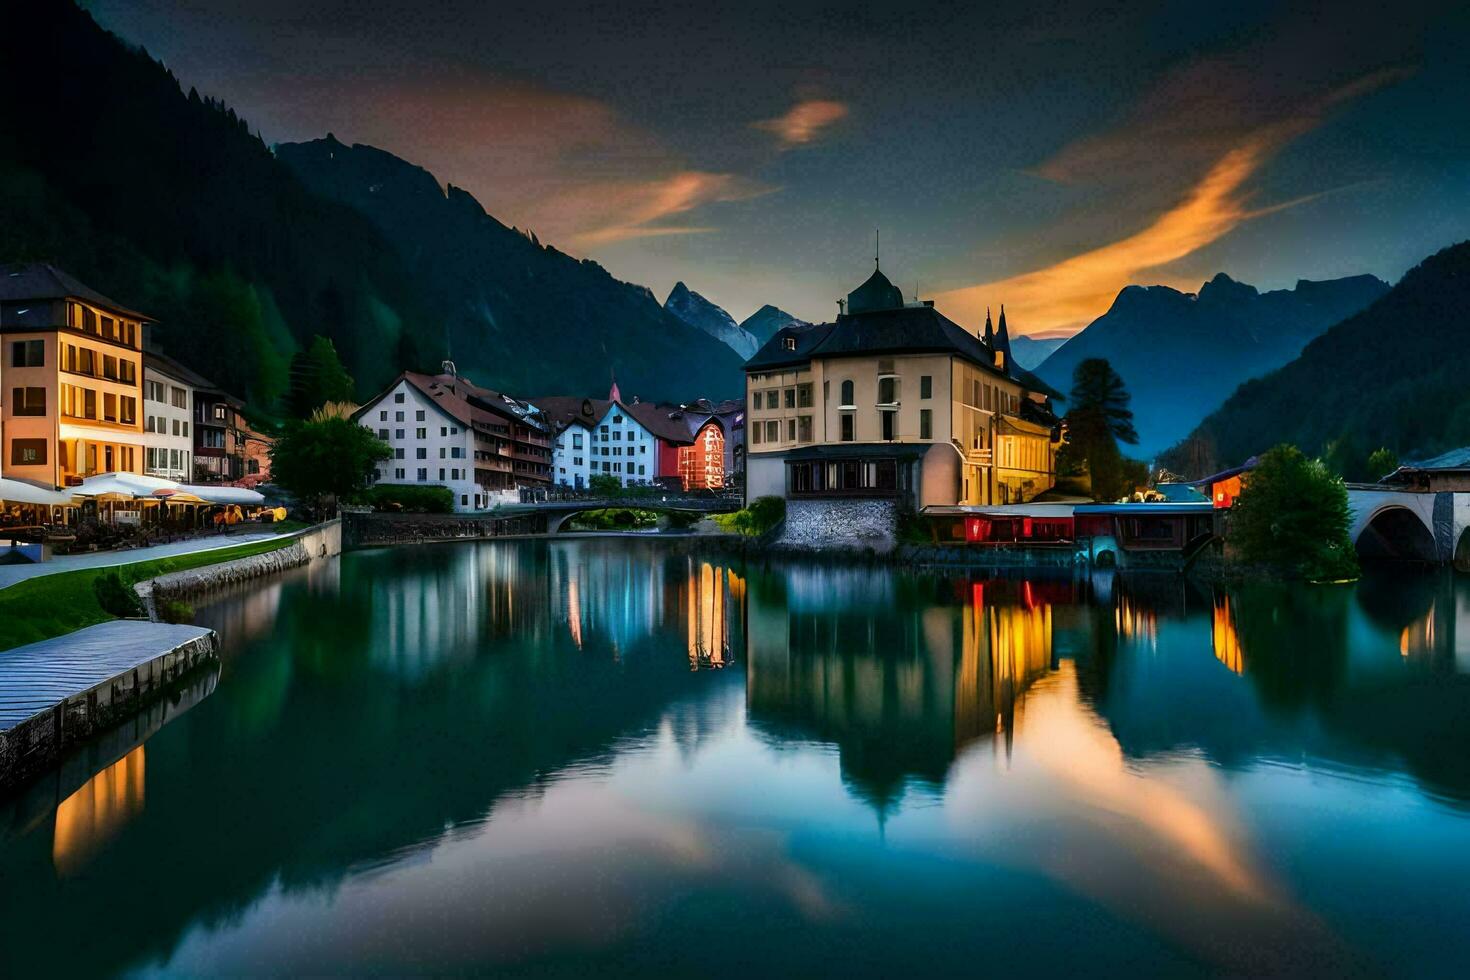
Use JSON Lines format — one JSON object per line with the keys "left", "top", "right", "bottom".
{"left": 995, "top": 305, "right": 1013, "bottom": 374}
{"left": 982, "top": 306, "right": 994, "bottom": 345}
{"left": 609, "top": 368, "right": 621, "bottom": 404}
{"left": 874, "top": 228, "right": 880, "bottom": 269}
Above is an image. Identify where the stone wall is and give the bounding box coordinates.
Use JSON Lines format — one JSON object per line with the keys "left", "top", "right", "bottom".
{"left": 342, "top": 512, "right": 548, "bottom": 549}
{"left": 137, "top": 519, "right": 342, "bottom": 613}
{"left": 779, "top": 498, "right": 898, "bottom": 551}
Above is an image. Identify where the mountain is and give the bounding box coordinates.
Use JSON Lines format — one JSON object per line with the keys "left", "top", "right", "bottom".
{"left": 1009, "top": 335, "right": 1066, "bottom": 370}
{"left": 663, "top": 282, "right": 759, "bottom": 360}
{"left": 0, "top": 0, "right": 432, "bottom": 408}
{"left": 1161, "top": 241, "right": 1470, "bottom": 478}
{"left": 1036, "top": 272, "right": 1390, "bottom": 458}
{"left": 740, "top": 304, "right": 809, "bottom": 347}
{"left": 278, "top": 138, "right": 745, "bottom": 401}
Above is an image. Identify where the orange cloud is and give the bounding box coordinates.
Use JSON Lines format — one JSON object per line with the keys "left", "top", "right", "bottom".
{"left": 936, "top": 66, "right": 1410, "bottom": 336}
{"left": 754, "top": 99, "right": 849, "bottom": 147}
{"left": 569, "top": 171, "right": 775, "bottom": 247}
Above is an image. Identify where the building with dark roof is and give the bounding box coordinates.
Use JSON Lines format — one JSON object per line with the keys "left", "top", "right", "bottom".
{"left": 530, "top": 379, "right": 699, "bottom": 490}
{"left": 745, "top": 261, "right": 1062, "bottom": 510}
{"left": 1, "top": 263, "right": 151, "bottom": 487}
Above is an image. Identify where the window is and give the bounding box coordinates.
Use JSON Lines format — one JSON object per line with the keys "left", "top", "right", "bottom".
{"left": 120, "top": 396, "right": 136, "bottom": 425}
{"left": 11, "top": 387, "right": 45, "bottom": 416}
{"left": 797, "top": 383, "right": 813, "bottom": 408}
{"left": 784, "top": 388, "right": 796, "bottom": 409}
{"left": 840, "top": 413, "right": 855, "bottom": 442}
{"left": 920, "top": 375, "right": 932, "bottom": 399}
{"left": 439, "top": 447, "right": 447, "bottom": 458}
{"left": 145, "top": 380, "right": 165, "bottom": 402}
{"left": 451, "top": 447, "right": 463, "bottom": 458}
{"left": 171, "top": 386, "right": 188, "bottom": 408}
{"left": 572, "top": 432, "right": 583, "bottom": 449}
{"left": 378, "top": 428, "right": 389, "bottom": 439}
{"left": 172, "top": 418, "right": 181, "bottom": 436}
{"left": 102, "top": 354, "right": 118, "bottom": 380}
{"left": 613, "top": 414, "right": 623, "bottom": 424}
{"left": 920, "top": 409, "right": 932, "bottom": 440}
{"left": 881, "top": 411, "right": 896, "bottom": 440}
{"left": 11, "top": 439, "right": 46, "bottom": 466}
{"left": 439, "top": 468, "right": 446, "bottom": 480}
{"left": 877, "top": 376, "right": 899, "bottom": 405}
{"left": 394, "top": 429, "right": 405, "bottom": 439}
{"left": 840, "top": 380, "right": 855, "bottom": 408}
{"left": 461, "top": 495, "right": 469, "bottom": 506}
{"left": 11, "top": 339, "right": 43, "bottom": 367}
{"left": 395, "top": 448, "right": 405, "bottom": 459}
{"left": 416, "top": 410, "right": 425, "bottom": 421}
{"left": 786, "top": 418, "right": 796, "bottom": 441}
{"left": 78, "top": 348, "right": 95, "bottom": 375}
{"left": 416, "top": 427, "right": 427, "bottom": 439}
{"left": 103, "top": 392, "right": 118, "bottom": 423}
{"left": 441, "top": 426, "right": 449, "bottom": 437}
{"left": 395, "top": 467, "right": 406, "bottom": 479}
{"left": 395, "top": 411, "right": 404, "bottom": 422}
{"left": 213, "top": 403, "right": 228, "bottom": 421}
{"left": 751, "top": 425, "right": 763, "bottom": 446}
{"left": 416, "top": 447, "right": 427, "bottom": 459}
{"left": 798, "top": 416, "right": 813, "bottom": 442}
{"left": 765, "top": 420, "right": 779, "bottom": 443}
{"left": 380, "top": 410, "right": 388, "bottom": 421}
{"left": 394, "top": 392, "right": 405, "bottom": 403}
{"left": 417, "top": 468, "right": 428, "bottom": 482}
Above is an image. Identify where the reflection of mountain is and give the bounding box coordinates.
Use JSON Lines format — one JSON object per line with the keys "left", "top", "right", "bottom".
{"left": 1089, "top": 572, "right": 1470, "bottom": 807}
{"left": 0, "top": 540, "right": 746, "bottom": 977}
{"left": 746, "top": 574, "right": 1060, "bottom": 813}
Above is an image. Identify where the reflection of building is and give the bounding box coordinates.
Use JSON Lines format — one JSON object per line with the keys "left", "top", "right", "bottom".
{"left": 746, "top": 573, "right": 1058, "bottom": 812}
{"left": 52, "top": 745, "right": 146, "bottom": 877}
{"left": 685, "top": 562, "right": 737, "bottom": 669}
{"left": 1212, "top": 594, "right": 1244, "bottom": 674}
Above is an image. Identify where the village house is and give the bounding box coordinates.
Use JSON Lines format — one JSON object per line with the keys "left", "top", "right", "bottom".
{"left": 743, "top": 261, "right": 1062, "bottom": 512}
{"left": 0, "top": 263, "right": 147, "bottom": 488}
{"left": 534, "top": 378, "right": 711, "bottom": 490}
{"left": 356, "top": 364, "right": 551, "bottom": 511}
{"left": 141, "top": 352, "right": 198, "bottom": 482}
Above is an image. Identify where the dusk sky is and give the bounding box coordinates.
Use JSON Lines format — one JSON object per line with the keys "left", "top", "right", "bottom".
{"left": 89, "top": 0, "right": 1470, "bottom": 335}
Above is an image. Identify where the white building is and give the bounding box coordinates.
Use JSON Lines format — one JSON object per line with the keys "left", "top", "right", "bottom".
{"left": 590, "top": 402, "right": 659, "bottom": 486}
{"left": 359, "top": 375, "right": 481, "bottom": 510}
{"left": 142, "top": 353, "right": 195, "bottom": 482}
{"left": 533, "top": 394, "right": 683, "bottom": 489}
{"left": 550, "top": 417, "right": 594, "bottom": 489}
{"left": 355, "top": 370, "right": 552, "bottom": 512}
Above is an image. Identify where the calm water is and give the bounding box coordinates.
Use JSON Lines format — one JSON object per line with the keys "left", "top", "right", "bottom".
{"left": 4, "top": 541, "right": 1470, "bottom": 977}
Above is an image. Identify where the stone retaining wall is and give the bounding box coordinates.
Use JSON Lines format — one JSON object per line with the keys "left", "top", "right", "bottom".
{"left": 343, "top": 511, "right": 548, "bottom": 549}
{"left": 136, "top": 519, "right": 342, "bottom": 615}
{"left": 779, "top": 499, "right": 898, "bottom": 551}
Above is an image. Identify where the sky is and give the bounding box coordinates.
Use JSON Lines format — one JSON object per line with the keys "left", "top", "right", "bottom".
{"left": 88, "top": 0, "right": 1470, "bottom": 335}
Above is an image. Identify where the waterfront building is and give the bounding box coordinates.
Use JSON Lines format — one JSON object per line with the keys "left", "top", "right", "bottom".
{"left": 0, "top": 263, "right": 147, "bottom": 488}
{"left": 356, "top": 365, "right": 551, "bottom": 511}
{"left": 533, "top": 385, "right": 697, "bottom": 490}
{"left": 666, "top": 397, "right": 744, "bottom": 489}
{"left": 141, "top": 352, "right": 198, "bottom": 482}
{"left": 744, "top": 261, "right": 1062, "bottom": 509}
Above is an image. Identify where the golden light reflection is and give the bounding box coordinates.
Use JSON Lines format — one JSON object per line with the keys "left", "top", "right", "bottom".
{"left": 956, "top": 582, "right": 1054, "bottom": 754}
{"left": 688, "top": 562, "right": 731, "bottom": 670}
{"left": 1212, "top": 594, "right": 1244, "bottom": 674}
{"left": 1400, "top": 600, "right": 1436, "bottom": 658}
{"left": 52, "top": 745, "right": 146, "bottom": 877}
{"left": 568, "top": 575, "right": 583, "bottom": 649}
{"left": 1114, "top": 594, "right": 1157, "bottom": 648}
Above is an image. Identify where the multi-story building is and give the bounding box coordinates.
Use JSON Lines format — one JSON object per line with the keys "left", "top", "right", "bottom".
{"left": 356, "top": 366, "right": 551, "bottom": 511}
{"left": 744, "top": 262, "right": 1062, "bottom": 509}
{"left": 142, "top": 352, "right": 198, "bottom": 482}
{"left": 0, "top": 263, "right": 147, "bottom": 488}
{"left": 534, "top": 387, "right": 696, "bottom": 490}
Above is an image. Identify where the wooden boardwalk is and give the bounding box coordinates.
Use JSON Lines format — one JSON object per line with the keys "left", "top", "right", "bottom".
{"left": 0, "top": 620, "right": 218, "bottom": 794}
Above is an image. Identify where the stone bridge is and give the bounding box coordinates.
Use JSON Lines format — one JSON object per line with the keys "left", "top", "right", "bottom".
{"left": 1347, "top": 486, "right": 1470, "bottom": 566}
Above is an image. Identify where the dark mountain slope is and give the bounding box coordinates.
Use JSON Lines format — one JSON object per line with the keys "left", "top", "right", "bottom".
{"left": 663, "top": 283, "right": 758, "bottom": 359}
{"left": 0, "top": 0, "right": 427, "bottom": 405}
{"left": 277, "top": 138, "right": 745, "bottom": 401}
{"left": 1162, "top": 241, "right": 1470, "bottom": 476}
{"left": 1036, "top": 273, "right": 1389, "bottom": 458}
{"left": 739, "top": 305, "right": 809, "bottom": 348}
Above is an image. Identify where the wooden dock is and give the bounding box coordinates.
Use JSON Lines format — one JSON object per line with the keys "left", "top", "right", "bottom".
{"left": 0, "top": 621, "right": 218, "bottom": 795}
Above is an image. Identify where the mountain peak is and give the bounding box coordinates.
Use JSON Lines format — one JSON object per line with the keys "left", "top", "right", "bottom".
{"left": 1198, "top": 272, "right": 1259, "bottom": 305}
{"left": 664, "top": 284, "right": 760, "bottom": 359}
{"left": 739, "top": 304, "right": 810, "bottom": 346}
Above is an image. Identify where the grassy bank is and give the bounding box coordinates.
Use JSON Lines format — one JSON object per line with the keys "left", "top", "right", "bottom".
{"left": 0, "top": 536, "right": 296, "bottom": 652}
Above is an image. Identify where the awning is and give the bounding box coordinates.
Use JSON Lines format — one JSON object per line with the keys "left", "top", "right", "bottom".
{"left": 176, "top": 484, "right": 265, "bottom": 505}
{"left": 0, "top": 478, "right": 75, "bottom": 507}
{"left": 72, "top": 473, "right": 180, "bottom": 499}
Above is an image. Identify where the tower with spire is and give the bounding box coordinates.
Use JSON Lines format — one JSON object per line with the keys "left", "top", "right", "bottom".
{"left": 608, "top": 368, "right": 621, "bottom": 404}
{"left": 993, "top": 305, "right": 1013, "bottom": 373}
{"left": 982, "top": 307, "right": 995, "bottom": 347}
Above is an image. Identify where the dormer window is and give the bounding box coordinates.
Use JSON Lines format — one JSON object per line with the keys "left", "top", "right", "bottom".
{"left": 783, "top": 337, "right": 797, "bottom": 351}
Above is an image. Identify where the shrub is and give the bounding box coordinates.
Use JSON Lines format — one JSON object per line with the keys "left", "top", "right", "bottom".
{"left": 362, "top": 484, "right": 455, "bottom": 513}
{"left": 158, "top": 599, "right": 195, "bottom": 624}
{"left": 1227, "top": 444, "right": 1359, "bottom": 581}
{"left": 713, "top": 496, "right": 785, "bottom": 536}
{"left": 588, "top": 473, "right": 622, "bottom": 496}
{"left": 93, "top": 571, "right": 143, "bottom": 618}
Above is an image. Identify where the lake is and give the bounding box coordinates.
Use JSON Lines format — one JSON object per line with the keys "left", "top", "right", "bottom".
{"left": 3, "top": 539, "right": 1469, "bottom": 977}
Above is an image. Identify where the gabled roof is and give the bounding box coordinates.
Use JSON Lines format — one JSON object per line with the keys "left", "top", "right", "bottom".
{"left": 745, "top": 304, "right": 1064, "bottom": 401}
{"left": 144, "top": 351, "right": 218, "bottom": 391}
{"left": 529, "top": 395, "right": 609, "bottom": 433}
{"left": 0, "top": 262, "right": 151, "bottom": 321}
{"left": 623, "top": 400, "right": 695, "bottom": 445}
{"left": 1390, "top": 446, "right": 1470, "bottom": 475}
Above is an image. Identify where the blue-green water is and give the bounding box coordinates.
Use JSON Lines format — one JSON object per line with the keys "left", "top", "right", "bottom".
{"left": 3, "top": 540, "right": 1470, "bottom": 977}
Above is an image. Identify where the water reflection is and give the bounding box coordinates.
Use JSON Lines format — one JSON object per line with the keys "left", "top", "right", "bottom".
{"left": 4, "top": 543, "right": 1470, "bottom": 977}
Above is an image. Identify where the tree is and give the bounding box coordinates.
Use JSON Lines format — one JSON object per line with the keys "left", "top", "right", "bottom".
{"left": 1065, "top": 358, "right": 1141, "bottom": 500}
{"left": 287, "top": 335, "right": 357, "bottom": 418}
{"left": 269, "top": 416, "right": 390, "bottom": 515}
{"left": 1227, "top": 444, "right": 1358, "bottom": 581}
{"left": 1367, "top": 447, "right": 1399, "bottom": 482}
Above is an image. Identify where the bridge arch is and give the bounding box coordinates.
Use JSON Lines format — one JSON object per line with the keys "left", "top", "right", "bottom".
{"left": 1355, "top": 505, "right": 1437, "bottom": 562}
